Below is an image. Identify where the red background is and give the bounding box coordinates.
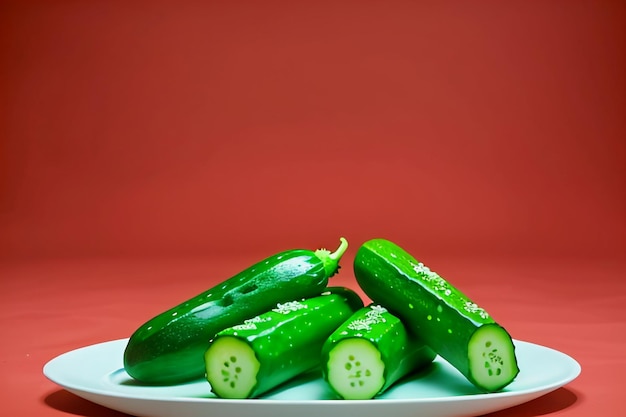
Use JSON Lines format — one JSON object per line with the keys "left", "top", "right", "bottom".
{"left": 1, "top": 1, "right": 624, "bottom": 416}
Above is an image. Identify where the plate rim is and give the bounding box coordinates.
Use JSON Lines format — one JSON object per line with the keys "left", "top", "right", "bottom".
{"left": 43, "top": 337, "right": 581, "bottom": 406}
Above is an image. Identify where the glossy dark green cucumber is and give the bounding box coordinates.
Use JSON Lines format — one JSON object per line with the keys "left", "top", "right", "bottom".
{"left": 353, "top": 239, "right": 519, "bottom": 392}
{"left": 204, "top": 287, "right": 364, "bottom": 398}
{"left": 321, "top": 304, "right": 435, "bottom": 399}
{"left": 123, "top": 238, "right": 349, "bottom": 384}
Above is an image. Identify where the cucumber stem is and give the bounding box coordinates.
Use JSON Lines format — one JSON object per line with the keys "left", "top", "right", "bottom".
{"left": 316, "top": 237, "right": 349, "bottom": 277}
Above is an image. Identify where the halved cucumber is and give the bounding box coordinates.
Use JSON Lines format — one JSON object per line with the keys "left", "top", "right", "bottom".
{"left": 353, "top": 239, "right": 520, "bottom": 392}
{"left": 204, "top": 287, "right": 363, "bottom": 398}
{"left": 322, "top": 304, "right": 435, "bottom": 399}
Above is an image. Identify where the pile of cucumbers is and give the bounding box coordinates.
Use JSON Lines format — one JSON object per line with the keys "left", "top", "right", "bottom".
{"left": 123, "top": 237, "right": 520, "bottom": 399}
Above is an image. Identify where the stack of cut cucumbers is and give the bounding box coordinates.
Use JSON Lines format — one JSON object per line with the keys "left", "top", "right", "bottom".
{"left": 123, "top": 237, "right": 520, "bottom": 399}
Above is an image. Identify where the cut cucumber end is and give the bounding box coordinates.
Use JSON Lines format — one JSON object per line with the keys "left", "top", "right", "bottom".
{"left": 325, "top": 338, "right": 386, "bottom": 400}
{"left": 204, "top": 336, "right": 261, "bottom": 399}
{"left": 467, "top": 324, "right": 520, "bottom": 392}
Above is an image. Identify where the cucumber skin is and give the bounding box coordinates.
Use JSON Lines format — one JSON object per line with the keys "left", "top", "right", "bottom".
{"left": 208, "top": 287, "right": 364, "bottom": 398}
{"left": 124, "top": 249, "right": 335, "bottom": 384}
{"left": 321, "top": 304, "right": 436, "bottom": 399}
{"left": 353, "top": 239, "right": 518, "bottom": 392}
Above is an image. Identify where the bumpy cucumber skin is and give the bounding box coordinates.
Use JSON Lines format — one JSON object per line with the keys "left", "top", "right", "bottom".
{"left": 124, "top": 249, "right": 338, "bottom": 384}
{"left": 353, "top": 239, "right": 519, "bottom": 392}
{"left": 321, "top": 304, "right": 436, "bottom": 399}
{"left": 206, "top": 287, "right": 364, "bottom": 398}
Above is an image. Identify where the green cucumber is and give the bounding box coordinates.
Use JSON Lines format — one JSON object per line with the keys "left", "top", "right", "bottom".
{"left": 204, "top": 287, "right": 364, "bottom": 398}
{"left": 321, "top": 304, "right": 436, "bottom": 399}
{"left": 353, "top": 239, "right": 519, "bottom": 392}
{"left": 123, "top": 238, "right": 349, "bottom": 384}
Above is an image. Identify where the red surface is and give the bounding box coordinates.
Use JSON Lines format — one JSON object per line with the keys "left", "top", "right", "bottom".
{"left": 1, "top": 1, "right": 624, "bottom": 416}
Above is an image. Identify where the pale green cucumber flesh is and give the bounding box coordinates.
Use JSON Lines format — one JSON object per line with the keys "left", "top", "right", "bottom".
{"left": 468, "top": 324, "right": 519, "bottom": 392}
{"left": 326, "top": 338, "right": 386, "bottom": 400}
{"left": 204, "top": 336, "right": 260, "bottom": 399}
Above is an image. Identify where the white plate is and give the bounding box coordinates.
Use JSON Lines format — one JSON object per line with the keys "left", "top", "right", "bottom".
{"left": 43, "top": 338, "right": 580, "bottom": 417}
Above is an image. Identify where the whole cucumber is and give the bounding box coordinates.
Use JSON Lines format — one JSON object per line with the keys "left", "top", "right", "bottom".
{"left": 123, "top": 238, "right": 349, "bottom": 384}
{"left": 353, "top": 238, "right": 519, "bottom": 392}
